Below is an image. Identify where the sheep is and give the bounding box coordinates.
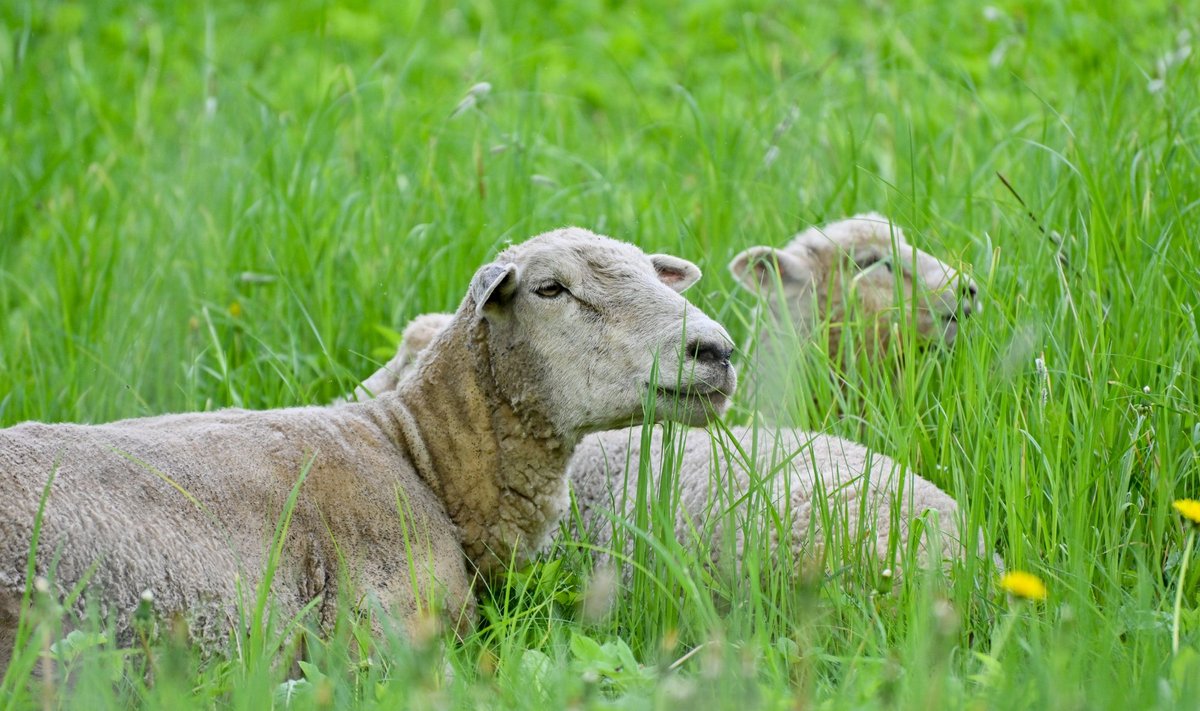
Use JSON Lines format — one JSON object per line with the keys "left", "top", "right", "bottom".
{"left": 565, "top": 425, "right": 974, "bottom": 576}
{"left": 0, "top": 227, "right": 737, "bottom": 673}
{"left": 728, "top": 212, "right": 977, "bottom": 408}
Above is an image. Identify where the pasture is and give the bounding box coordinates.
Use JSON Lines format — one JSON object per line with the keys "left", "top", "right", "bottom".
{"left": 1, "top": 0, "right": 1198, "bottom": 708}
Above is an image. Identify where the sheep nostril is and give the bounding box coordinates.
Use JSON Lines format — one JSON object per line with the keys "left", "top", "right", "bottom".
{"left": 688, "top": 338, "right": 733, "bottom": 365}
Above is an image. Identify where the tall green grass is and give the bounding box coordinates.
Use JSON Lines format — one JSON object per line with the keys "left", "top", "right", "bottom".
{"left": 2, "top": 0, "right": 1198, "bottom": 707}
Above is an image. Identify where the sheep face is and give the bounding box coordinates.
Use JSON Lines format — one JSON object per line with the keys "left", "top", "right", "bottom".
{"left": 471, "top": 227, "right": 736, "bottom": 434}
{"left": 730, "top": 213, "right": 977, "bottom": 361}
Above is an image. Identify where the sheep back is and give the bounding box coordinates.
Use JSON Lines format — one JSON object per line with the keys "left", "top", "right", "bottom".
{"left": 0, "top": 406, "right": 473, "bottom": 657}
{"left": 567, "top": 425, "right": 966, "bottom": 573}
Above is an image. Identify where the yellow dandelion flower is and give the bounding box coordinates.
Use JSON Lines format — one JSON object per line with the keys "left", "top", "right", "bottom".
{"left": 228, "top": 301, "right": 243, "bottom": 318}
{"left": 1174, "top": 499, "right": 1200, "bottom": 526}
{"left": 999, "top": 571, "right": 1047, "bottom": 601}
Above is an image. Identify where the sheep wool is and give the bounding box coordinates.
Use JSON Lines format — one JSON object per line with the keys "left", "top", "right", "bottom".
{"left": 567, "top": 425, "right": 974, "bottom": 573}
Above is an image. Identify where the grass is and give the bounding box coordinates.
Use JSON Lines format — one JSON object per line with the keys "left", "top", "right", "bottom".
{"left": 2, "top": 0, "right": 1199, "bottom": 707}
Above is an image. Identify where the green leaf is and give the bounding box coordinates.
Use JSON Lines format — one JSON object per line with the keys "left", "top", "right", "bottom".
{"left": 569, "top": 632, "right": 606, "bottom": 666}
{"left": 274, "top": 678, "right": 311, "bottom": 707}
{"left": 47, "top": 630, "right": 108, "bottom": 664}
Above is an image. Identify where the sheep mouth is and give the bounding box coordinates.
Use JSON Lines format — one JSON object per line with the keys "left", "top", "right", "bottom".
{"left": 654, "top": 384, "right": 731, "bottom": 406}
{"left": 656, "top": 384, "right": 718, "bottom": 397}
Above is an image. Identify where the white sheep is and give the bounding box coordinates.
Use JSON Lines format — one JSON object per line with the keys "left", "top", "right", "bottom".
{"left": 566, "top": 425, "right": 972, "bottom": 574}
{"left": 729, "top": 212, "right": 977, "bottom": 408}
{"left": 0, "top": 227, "right": 736, "bottom": 672}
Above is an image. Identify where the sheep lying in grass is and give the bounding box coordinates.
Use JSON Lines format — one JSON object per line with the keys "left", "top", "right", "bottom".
{"left": 567, "top": 425, "right": 974, "bottom": 574}
{"left": 729, "top": 212, "right": 977, "bottom": 407}
{"left": 0, "top": 228, "right": 736, "bottom": 672}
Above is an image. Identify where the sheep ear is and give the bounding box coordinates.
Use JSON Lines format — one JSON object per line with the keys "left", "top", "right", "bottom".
{"left": 650, "top": 254, "right": 702, "bottom": 293}
{"left": 470, "top": 263, "right": 519, "bottom": 317}
{"left": 729, "top": 246, "right": 812, "bottom": 293}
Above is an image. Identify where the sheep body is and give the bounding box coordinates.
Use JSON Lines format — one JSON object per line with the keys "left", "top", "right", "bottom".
{"left": 567, "top": 425, "right": 970, "bottom": 571}
{"left": 0, "top": 405, "right": 468, "bottom": 653}
{"left": 0, "top": 227, "right": 735, "bottom": 670}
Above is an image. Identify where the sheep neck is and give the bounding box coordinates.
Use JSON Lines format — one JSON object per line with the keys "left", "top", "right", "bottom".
{"left": 386, "top": 314, "right": 574, "bottom": 578}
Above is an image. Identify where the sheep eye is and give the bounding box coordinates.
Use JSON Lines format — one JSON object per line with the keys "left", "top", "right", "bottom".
{"left": 534, "top": 282, "right": 566, "bottom": 298}
{"left": 854, "top": 254, "right": 893, "bottom": 273}
{"left": 854, "top": 254, "right": 881, "bottom": 269}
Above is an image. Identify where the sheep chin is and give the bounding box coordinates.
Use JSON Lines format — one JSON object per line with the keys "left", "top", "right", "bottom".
{"left": 650, "top": 387, "right": 730, "bottom": 426}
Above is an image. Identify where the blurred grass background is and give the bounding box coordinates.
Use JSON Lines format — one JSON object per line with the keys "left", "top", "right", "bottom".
{"left": 2, "top": 0, "right": 1199, "bottom": 708}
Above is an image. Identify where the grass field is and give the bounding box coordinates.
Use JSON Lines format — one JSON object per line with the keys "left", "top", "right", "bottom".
{"left": 2, "top": 0, "right": 1199, "bottom": 708}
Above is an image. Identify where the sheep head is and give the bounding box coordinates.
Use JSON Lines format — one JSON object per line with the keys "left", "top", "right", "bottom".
{"left": 731, "top": 212, "right": 977, "bottom": 362}
{"left": 467, "top": 227, "right": 736, "bottom": 435}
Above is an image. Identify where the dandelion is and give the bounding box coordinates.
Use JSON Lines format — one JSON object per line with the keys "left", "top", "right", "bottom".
{"left": 999, "top": 571, "right": 1047, "bottom": 601}
{"left": 1173, "top": 499, "right": 1200, "bottom": 653}
{"left": 1174, "top": 499, "right": 1200, "bottom": 526}
{"left": 983, "top": 569, "right": 1047, "bottom": 673}
{"left": 228, "top": 301, "right": 242, "bottom": 318}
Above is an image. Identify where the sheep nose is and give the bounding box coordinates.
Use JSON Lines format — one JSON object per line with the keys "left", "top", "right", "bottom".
{"left": 960, "top": 280, "right": 978, "bottom": 300}
{"left": 687, "top": 338, "right": 733, "bottom": 365}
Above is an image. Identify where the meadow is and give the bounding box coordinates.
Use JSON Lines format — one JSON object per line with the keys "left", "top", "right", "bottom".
{"left": 1, "top": 0, "right": 1199, "bottom": 707}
